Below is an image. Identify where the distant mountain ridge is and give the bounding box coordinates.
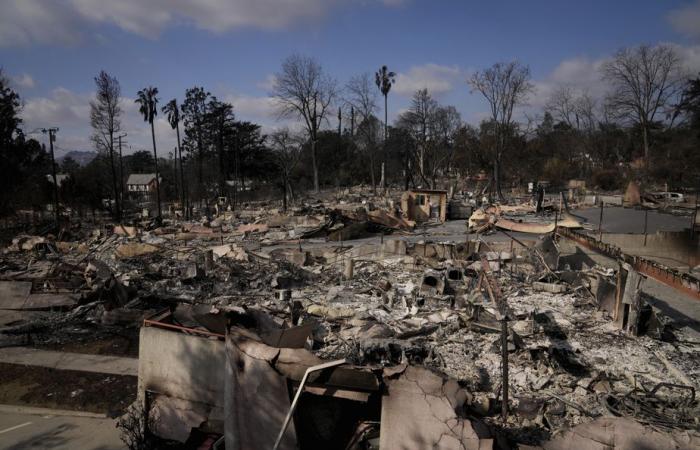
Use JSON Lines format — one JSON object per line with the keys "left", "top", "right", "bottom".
{"left": 57, "top": 150, "right": 96, "bottom": 166}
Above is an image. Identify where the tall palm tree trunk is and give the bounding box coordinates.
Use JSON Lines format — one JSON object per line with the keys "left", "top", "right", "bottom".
{"left": 311, "top": 131, "right": 319, "bottom": 193}
{"left": 384, "top": 94, "right": 388, "bottom": 189}
{"left": 150, "top": 120, "right": 162, "bottom": 218}
{"left": 175, "top": 122, "right": 187, "bottom": 218}
{"left": 108, "top": 133, "right": 121, "bottom": 222}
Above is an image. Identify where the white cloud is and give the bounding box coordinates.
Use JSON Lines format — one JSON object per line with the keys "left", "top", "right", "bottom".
{"left": 19, "top": 88, "right": 177, "bottom": 156}
{"left": 0, "top": 0, "right": 400, "bottom": 46}
{"left": 530, "top": 56, "right": 610, "bottom": 110}
{"left": 530, "top": 44, "right": 700, "bottom": 112}
{"left": 668, "top": 0, "right": 700, "bottom": 40}
{"left": 668, "top": 42, "right": 700, "bottom": 73}
{"left": 0, "top": 0, "right": 82, "bottom": 47}
{"left": 393, "top": 64, "right": 463, "bottom": 97}
{"left": 228, "top": 95, "right": 278, "bottom": 118}
{"left": 19, "top": 86, "right": 284, "bottom": 154}
{"left": 22, "top": 87, "right": 90, "bottom": 127}
{"left": 20, "top": 88, "right": 93, "bottom": 153}
{"left": 70, "top": 0, "right": 338, "bottom": 37}
{"left": 221, "top": 93, "right": 301, "bottom": 133}
{"left": 12, "top": 73, "right": 35, "bottom": 89}
{"left": 524, "top": 43, "right": 700, "bottom": 122}
{"left": 256, "top": 74, "right": 278, "bottom": 92}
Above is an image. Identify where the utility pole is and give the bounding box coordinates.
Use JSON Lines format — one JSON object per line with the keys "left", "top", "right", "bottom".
{"left": 42, "top": 128, "right": 60, "bottom": 227}
{"left": 350, "top": 106, "right": 354, "bottom": 137}
{"left": 598, "top": 198, "right": 604, "bottom": 242}
{"left": 691, "top": 185, "right": 699, "bottom": 240}
{"left": 337, "top": 107, "right": 342, "bottom": 136}
{"left": 115, "top": 133, "right": 127, "bottom": 208}
{"left": 172, "top": 145, "right": 179, "bottom": 213}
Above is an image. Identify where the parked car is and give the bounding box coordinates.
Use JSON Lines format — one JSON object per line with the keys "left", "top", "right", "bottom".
{"left": 670, "top": 192, "right": 684, "bottom": 203}
{"left": 651, "top": 192, "right": 685, "bottom": 203}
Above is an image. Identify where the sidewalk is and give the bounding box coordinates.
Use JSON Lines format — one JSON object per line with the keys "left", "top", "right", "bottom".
{"left": 0, "top": 347, "right": 138, "bottom": 376}
{"left": 0, "top": 408, "right": 125, "bottom": 450}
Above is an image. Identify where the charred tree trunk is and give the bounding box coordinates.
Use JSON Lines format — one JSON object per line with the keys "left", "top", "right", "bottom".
{"left": 311, "top": 131, "right": 319, "bottom": 193}
{"left": 108, "top": 133, "right": 121, "bottom": 222}
{"left": 150, "top": 120, "right": 162, "bottom": 218}
{"left": 175, "top": 122, "right": 187, "bottom": 218}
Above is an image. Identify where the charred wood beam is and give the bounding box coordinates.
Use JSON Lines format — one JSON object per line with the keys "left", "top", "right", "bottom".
{"left": 558, "top": 227, "right": 700, "bottom": 301}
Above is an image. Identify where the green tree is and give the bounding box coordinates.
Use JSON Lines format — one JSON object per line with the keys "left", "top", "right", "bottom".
{"left": 679, "top": 74, "right": 700, "bottom": 135}
{"left": 60, "top": 156, "right": 80, "bottom": 174}
{"left": 469, "top": 61, "right": 533, "bottom": 201}
{"left": 125, "top": 150, "right": 155, "bottom": 174}
{"left": 162, "top": 98, "right": 186, "bottom": 211}
{"left": 181, "top": 87, "right": 212, "bottom": 205}
{"left": 135, "top": 86, "right": 162, "bottom": 218}
{"left": 0, "top": 71, "right": 50, "bottom": 214}
{"left": 602, "top": 44, "right": 685, "bottom": 169}
{"left": 206, "top": 98, "right": 235, "bottom": 197}
{"left": 347, "top": 73, "right": 380, "bottom": 192}
{"left": 375, "top": 65, "right": 396, "bottom": 188}
{"left": 272, "top": 54, "right": 337, "bottom": 193}
{"left": 89, "top": 71, "right": 122, "bottom": 221}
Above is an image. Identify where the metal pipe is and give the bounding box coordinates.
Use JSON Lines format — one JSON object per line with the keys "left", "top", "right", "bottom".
{"left": 272, "top": 359, "right": 347, "bottom": 450}
{"left": 558, "top": 227, "right": 700, "bottom": 300}
{"left": 598, "top": 199, "right": 604, "bottom": 242}
{"left": 692, "top": 188, "right": 699, "bottom": 240}
{"left": 501, "top": 318, "right": 509, "bottom": 422}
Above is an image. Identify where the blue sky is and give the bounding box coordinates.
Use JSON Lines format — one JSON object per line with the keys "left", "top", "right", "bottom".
{"left": 1, "top": 0, "right": 700, "bottom": 156}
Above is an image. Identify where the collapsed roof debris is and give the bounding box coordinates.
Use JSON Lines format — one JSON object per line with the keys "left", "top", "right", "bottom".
{"left": 1, "top": 186, "right": 698, "bottom": 449}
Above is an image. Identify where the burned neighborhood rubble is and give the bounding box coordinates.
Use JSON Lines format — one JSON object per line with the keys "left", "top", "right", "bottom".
{"left": 1, "top": 186, "right": 699, "bottom": 449}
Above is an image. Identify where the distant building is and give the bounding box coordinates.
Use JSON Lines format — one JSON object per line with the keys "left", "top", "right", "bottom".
{"left": 127, "top": 174, "right": 158, "bottom": 192}
{"left": 46, "top": 174, "right": 70, "bottom": 187}
{"left": 127, "top": 173, "right": 160, "bottom": 199}
{"left": 401, "top": 189, "right": 447, "bottom": 223}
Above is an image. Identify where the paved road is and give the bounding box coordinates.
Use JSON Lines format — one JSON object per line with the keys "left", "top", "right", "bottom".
{"left": 0, "top": 410, "right": 124, "bottom": 450}
{"left": 576, "top": 206, "right": 691, "bottom": 233}
{"left": 0, "top": 348, "right": 137, "bottom": 376}
{"left": 255, "top": 219, "right": 539, "bottom": 255}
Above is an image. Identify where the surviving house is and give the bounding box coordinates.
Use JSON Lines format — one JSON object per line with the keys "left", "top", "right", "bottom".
{"left": 46, "top": 174, "right": 70, "bottom": 187}
{"left": 127, "top": 173, "right": 159, "bottom": 199}
{"left": 401, "top": 189, "right": 447, "bottom": 223}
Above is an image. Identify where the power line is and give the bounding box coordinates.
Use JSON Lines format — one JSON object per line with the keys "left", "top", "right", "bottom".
{"left": 41, "top": 127, "right": 60, "bottom": 227}
{"left": 116, "top": 133, "right": 127, "bottom": 206}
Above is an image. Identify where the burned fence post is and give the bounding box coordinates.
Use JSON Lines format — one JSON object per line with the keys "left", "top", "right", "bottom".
{"left": 643, "top": 208, "right": 649, "bottom": 247}
{"left": 204, "top": 249, "right": 214, "bottom": 273}
{"left": 272, "top": 359, "right": 347, "bottom": 450}
{"left": 500, "top": 315, "right": 509, "bottom": 422}
{"left": 691, "top": 188, "right": 699, "bottom": 240}
{"left": 479, "top": 254, "right": 509, "bottom": 421}
{"left": 598, "top": 198, "right": 604, "bottom": 242}
{"left": 343, "top": 257, "right": 354, "bottom": 280}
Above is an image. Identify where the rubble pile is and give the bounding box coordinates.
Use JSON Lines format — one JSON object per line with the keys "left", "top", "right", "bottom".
{"left": 1, "top": 193, "right": 699, "bottom": 449}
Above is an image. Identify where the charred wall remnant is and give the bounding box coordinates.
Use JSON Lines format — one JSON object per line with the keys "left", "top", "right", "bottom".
{"left": 558, "top": 227, "right": 700, "bottom": 300}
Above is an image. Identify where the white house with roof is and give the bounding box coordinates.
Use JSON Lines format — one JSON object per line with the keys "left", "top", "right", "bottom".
{"left": 46, "top": 174, "right": 70, "bottom": 187}
{"left": 127, "top": 174, "right": 158, "bottom": 192}
{"left": 126, "top": 173, "right": 160, "bottom": 199}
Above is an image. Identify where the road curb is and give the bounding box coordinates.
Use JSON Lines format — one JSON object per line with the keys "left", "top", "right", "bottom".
{"left": 0, "top": 403, "right": 108, "bottom": 419}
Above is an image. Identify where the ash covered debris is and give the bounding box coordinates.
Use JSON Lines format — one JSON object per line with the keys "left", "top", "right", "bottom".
{"left": 1, "top": 187, "right": 699, "bottom": 449}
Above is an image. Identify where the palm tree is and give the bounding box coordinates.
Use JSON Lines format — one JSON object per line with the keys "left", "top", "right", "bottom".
{"left": 135, "top": 86, "right": 162, "bottom": 218}
{"left": 162, "top": 98, "right": 186, "bottom": 217}
{"left": 375, "top": 65, "right": 396, "bottom": 188}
